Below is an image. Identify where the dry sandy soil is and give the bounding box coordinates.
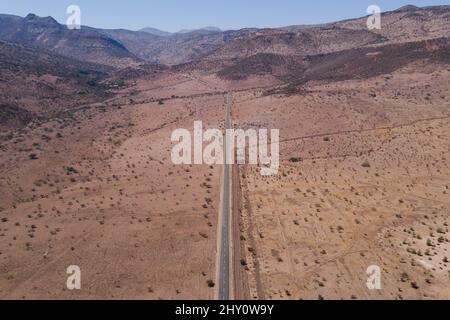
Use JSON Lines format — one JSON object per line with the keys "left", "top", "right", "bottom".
{"left": 0, "top": 74, "right": 228, "bottom": 299}
{"left": 233, "top": 61, "right": 450, "bottom": 300}
{"left": 0, "top": 56, "right": 449, "bottom": 300}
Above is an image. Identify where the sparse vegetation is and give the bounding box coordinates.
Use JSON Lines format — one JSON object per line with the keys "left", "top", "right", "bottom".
{"left": 361, "top": 161, "right": 371, "bottom": 168}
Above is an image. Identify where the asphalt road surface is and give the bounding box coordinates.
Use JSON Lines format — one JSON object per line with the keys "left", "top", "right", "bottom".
{"left": 218, "top": 92, "right": 232, "bottom": 300}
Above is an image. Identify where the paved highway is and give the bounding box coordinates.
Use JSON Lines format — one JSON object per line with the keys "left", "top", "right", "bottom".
{"left": 218, "top": 92, "right": 232, "bottom": 300}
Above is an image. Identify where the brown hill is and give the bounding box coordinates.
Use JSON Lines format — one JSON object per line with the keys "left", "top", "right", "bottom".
{"left": 103, "top": 28, "right": 258, "bottom": 65}
{"left": 0, "top": 41, "right": 112, "bottom": 130}
{"left": 216, "top": 37, "right": 450, "bottom": 85}
{"left": 217, "top": 53, "right": 306, "bottom": 81}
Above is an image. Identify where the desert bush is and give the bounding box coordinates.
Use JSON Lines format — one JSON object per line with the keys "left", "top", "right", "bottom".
{"left": 64, "top": 166, "right": 78, "bottom": 174}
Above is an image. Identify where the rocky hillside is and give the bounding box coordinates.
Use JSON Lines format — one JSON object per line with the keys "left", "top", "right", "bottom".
{"left": 0, "top": 5, "right": 448, "bottom": 74}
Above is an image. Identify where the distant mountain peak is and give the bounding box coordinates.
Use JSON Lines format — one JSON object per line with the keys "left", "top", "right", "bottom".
{"left": 24, "top": 13, "right": 59, "bottom": 25}
{"left": 395, "top": 5, "right": 421, "bottom": 12}
{"left": 139, "top": 27, "right": 171, "bottom": 37}
{"left": 25, "top": 13, "right": 37, "bottom": 19}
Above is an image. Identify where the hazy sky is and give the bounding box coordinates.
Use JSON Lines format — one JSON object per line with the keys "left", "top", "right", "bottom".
{"left": 0, "top": 0, "right": 448, "bottom": 32}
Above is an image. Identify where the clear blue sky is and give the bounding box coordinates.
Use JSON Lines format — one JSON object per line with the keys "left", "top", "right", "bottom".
{"left": 0, "top": 0, "right": 448, "bottom": 32}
